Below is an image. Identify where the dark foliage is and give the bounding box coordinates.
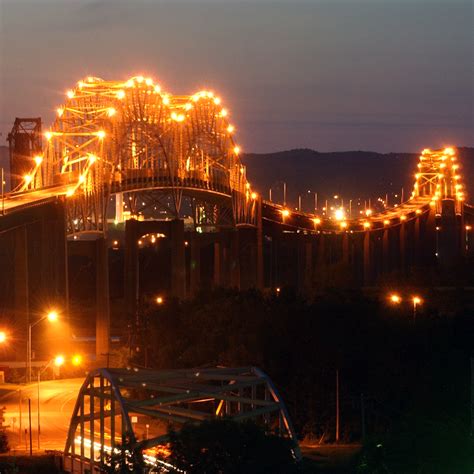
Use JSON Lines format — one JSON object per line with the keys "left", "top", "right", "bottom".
{"left": 139, "top": 287, "right": 474, "bottom": 472}
{"left": 167, "top": 418, "right": 299, "bottom": 474}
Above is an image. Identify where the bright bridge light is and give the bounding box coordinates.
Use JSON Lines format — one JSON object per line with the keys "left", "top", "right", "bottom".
{"left": 334, "top": 208, "right": 345, "bottom": 221}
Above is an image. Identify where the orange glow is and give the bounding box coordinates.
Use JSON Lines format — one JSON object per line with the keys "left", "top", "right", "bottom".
{"left": 389, "top": 294, "right": 401, "bottom": 304}
{"left": 156, "top": 296, "right": 164, "bottom": 304}
{"left": 0, "top": 332, "right": 7, "bottom": 344}
{"left": 251, "top": 192, "right": 257, "bottom": 200}
{"left": 71, "top": 354, "right": 83, "bottom": 367}
{"left": 281, "top": 209, "right": 290, "bottom": 218}
{"left": 313, "top": 217, "right": 321, "bottom": 225}
{"left": 233, "top": 146, "right": 240, "bottom": 155}
{"left": 363, "top": 222, "right": 371, "bottom": 229}
{"left": 47, "top": 311, "right": 58, "bottom": 322}
{"left": 412, "top": 296, "right": 422, "bottom": 306}
{"left": 54, "top": 355, "right": 65, "bottom": 367}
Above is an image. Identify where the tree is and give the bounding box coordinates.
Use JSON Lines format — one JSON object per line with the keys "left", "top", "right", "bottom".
{"left": 167, "top": 418, "right": 300, "bottom": 474}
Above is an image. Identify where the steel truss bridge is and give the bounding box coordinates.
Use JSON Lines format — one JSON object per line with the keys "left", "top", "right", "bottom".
{"left": 63, "top": 366, "right": 300, "bottom": 472}
{"left": 3, "top": 76, "right": 474, "bottom": 348}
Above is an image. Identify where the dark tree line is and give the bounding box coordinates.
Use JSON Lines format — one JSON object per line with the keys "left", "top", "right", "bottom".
{"left": 134, "top": 287, "right": 473, "bottom": 473}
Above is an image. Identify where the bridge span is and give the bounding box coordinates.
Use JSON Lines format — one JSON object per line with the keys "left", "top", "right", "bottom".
{"left": 1, "top": 75, "right": 473, "bottom": 362}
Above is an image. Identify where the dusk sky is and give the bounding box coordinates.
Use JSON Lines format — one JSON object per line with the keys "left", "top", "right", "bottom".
{"left": 0, "top": 0, "right": 472, "bottom": 153}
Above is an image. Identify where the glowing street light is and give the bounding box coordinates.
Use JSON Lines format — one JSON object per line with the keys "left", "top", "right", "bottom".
{"left": 54, "top": 355, "right": 65, "bottom": 367}
{"left": 412, "top": 296, "right": 422, "bottom": 322}
{"left": 389, "top": 294, "right": 402, "bottom": 304}
{"left": 0, "top": 332, "right": 6, "bottom": 343}
{"left": 47, "top": 311, "right": 58, "bottom": 322}
{"left": 71, "top": 354, "right": 83, "bottom": 367}
{"left": 27, "top": 310, "right": 60, "bottom": 382}
{"left": 156, "top": 296, "right": 164, "bottom": 305}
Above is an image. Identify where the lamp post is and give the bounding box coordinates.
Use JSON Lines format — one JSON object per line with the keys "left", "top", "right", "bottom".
{"left": 36, "top": 355, "right": 64, "bottom": 450}
{"left": 412, "top": 296, "right": 422, "bottom": 322}
{"left": 27, "top": 311, "right": 58, "bottom": 383}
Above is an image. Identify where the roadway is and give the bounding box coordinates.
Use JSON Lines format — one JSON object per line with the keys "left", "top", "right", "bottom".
{"left": 0, "top": 378, "right": 83, "bottom": 452}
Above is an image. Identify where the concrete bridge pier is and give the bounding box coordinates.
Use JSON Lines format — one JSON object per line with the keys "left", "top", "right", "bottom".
{"left": 169, "top": 219, "right": 186, "bottom": 299}
{"left": 13, "top": 226, "right": 29, "bottom": 362}
{"left": 363, "top": 230, "right": 372, "bottom": 286}
{"left": 188, "top": 232, "right": 201, "bottom": 296}
{"left": 438, "top": 199, "right": 461, "bottom": 266}
{"left": 95, "top": 237, "right": 110, "bottom": 361}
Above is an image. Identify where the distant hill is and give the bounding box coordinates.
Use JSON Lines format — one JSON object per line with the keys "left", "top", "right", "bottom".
{"left": 242, "top": 147, "right": 474, "bottom": 210}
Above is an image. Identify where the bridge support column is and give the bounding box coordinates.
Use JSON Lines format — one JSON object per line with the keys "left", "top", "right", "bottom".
{"left": 14, "top": 226, "right": 29, "bottom": 362}
{"left": 115, "top": 193, "right": 123, "bottom": 223}
{"left": 363, "top": 231, "right": 371, "bottom": 286}
{"left": 124, "top": 219, "right": 139, "bottom": 320}
{"left": 414, "top": 217, "right": 421, "bottom": 267}
{"left": 237, "top": 227, "right": 257, "bottom": 290}
{"left": 439, "top": 199, "right": 460, "bottom": 266}
{"left": 382, "top": 227, "right": 390, "bottom": 273}
{"left": 95, "top": 238, "right": 110, "bottom": 361}
{"left": 170, "top": 219, "right": 186, "bottom": 299}
{"left": 189, "top": 233, "right": 201, "bottom": 296}
{"left": 399, "top": 222, "right": 406, "bottom": 274}
{"left": 213, "top": 238, "right": 222, "bottom": 287}
{"left": 342, "top": 232, "right": 349, "bottom": 264}
{"left": 230, "top": 230, "right": 240, "bottom": 288}
{"left": 304, "top": 239, "right": 313, "bottom": 292}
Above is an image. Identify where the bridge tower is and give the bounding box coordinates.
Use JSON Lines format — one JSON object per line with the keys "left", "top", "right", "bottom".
{"left": 7, "top": 118, "right": 42, "bottom": 190}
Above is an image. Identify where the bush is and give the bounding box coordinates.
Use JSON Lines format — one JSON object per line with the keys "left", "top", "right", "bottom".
{"left": 167, "top": 418, "right": 300, "bottom": 474}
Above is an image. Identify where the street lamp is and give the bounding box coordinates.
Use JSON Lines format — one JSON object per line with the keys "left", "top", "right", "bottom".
{"left": 0, "top": 331, "right": 7, "bottom": 344}
{"left": 412, "top": 296, "right": 422, "bottom": 322}
{"left": 389, "top": 294, "right": 402, "bottom": 304}
{"left": 27, "top": 310, "right": 59, "bottom": 383}
{"left": 37, "top": 354, "right": 65, "bottom": 450}
{"left": 155, "top": 296, "right": 164, "bottom": 305}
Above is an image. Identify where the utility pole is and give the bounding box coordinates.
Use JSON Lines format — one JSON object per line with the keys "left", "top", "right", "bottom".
{"left": 1, "top": 168, "right": 4, "bottom": 215}
{"left": 28, "top": 398, "right": 32, "bottom": 456}
{"left": 336, "top": 369, "right": 340, "bottom": 443}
